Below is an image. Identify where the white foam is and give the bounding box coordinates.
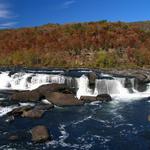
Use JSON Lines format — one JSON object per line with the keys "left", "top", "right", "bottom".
{"left": 0, "top": 72, "right": 11, "bottom": 89}
{"left": 76, "top": 75, "right": 95, "bottom": 99}
{"left": 0, "top": 106, "right": 18, "bottom": 117}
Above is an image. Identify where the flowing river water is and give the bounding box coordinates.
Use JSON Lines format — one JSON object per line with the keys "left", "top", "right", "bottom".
{"left": 0, "top": 68, "right": 150, "bottom": 150}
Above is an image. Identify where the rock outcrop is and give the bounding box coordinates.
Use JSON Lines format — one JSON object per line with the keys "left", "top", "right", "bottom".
{"left": 45, "top": 92, "right": 83, "bottom": 107}
{"left": 30, "top": 125, "right": 51, "bottom": 142}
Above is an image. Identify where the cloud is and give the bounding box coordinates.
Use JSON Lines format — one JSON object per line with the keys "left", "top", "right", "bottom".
{"left": 0, "top": 1, "right": 18, "bottom": 29}
{"left": 0, "top": 3, "right": 11, "bottom": 18}
{"left": 62, "top": 0, "right": 76, "bottom": 8}
{"left": 0, "top": 22, "right": 17, "bottom": 28}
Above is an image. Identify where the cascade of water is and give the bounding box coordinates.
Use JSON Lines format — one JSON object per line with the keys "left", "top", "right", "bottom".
{"left": 114, "top": 77, "right": 126, "bottom": 86}
{"left": 76, "top": 75, "right": 130, "bottom": 99}
{"left": 0, "top": 72, "right": 66, "bottom": 90}
{"left": 94, "top": 79, "right": 129, "bottom": 95}
{"left": 76, "top": 75, "right": 94, "bottom": 99}
{"left": 0, "top": 72, "right": 11, "bottom": 89}
{"left": 0, "top": 71, "right": 149, "bottom": 101}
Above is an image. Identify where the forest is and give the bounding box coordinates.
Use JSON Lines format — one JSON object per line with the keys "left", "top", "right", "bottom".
{"left": 0, "top": 21, "right": 149, "bottom": 68}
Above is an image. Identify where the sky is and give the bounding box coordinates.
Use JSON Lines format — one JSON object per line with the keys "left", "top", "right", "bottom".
{"left": 0, "top": 0, "right": 149, "bottom": 29}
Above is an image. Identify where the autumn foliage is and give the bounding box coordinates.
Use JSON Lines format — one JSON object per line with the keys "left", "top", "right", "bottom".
{"left": 0, "top": 21, "right": 149, "bottom": 68}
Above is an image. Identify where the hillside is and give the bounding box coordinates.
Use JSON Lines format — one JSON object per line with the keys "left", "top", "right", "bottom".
{"left": 0, "top": 21, "right": 150, "bottom": 68}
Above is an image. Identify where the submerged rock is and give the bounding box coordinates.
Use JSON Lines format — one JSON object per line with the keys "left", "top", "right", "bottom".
{"left": 8, "top": 134, "right": 19, "bottom": 141}
{"left": 30, "top": 125, "right": 51, "bottom": 143}
{"left": 46, "top": 92, "right": 83, "bottom": 107}
{"left": 7, "top": 131, "right": 30, "bottom": 142}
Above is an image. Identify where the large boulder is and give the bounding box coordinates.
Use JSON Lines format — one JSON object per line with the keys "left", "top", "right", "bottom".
{"left": 45, "top": 92, "right": 83, "bottom": 107}
{"left": 30, "top": 125, "right": 51, "bottom": 143}
{"left": 96, "top": 94, "right": 112, "bottom": 102}
{"left": 10, "top": 90, "right": 42, "bottom": 102}
{"left": 36, "top": 83, "right": 67, "bottom": 96}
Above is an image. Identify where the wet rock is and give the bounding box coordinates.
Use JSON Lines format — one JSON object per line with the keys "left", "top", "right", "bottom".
{"left": 134, "top": 78, "right": 147, "bottom": 92}
{"left": 7, "top": 131, "right": 30, "bottom": 142}
{"left": 80, "top": 96, "right": 97, "bottom": 103}
{"left": 124, "top": 78, "right": 132, "bottom": 88}
{"left": 96, "top": 94, "right": 112, "bottom": 102}
{"left": 35, "top": 103, "right": 54, "bottom": 110}
{"left": 21, "top": 103, "right": 54, "bottom": 118}
{"left": 46, "top": 92, "right": 84, "bottom": 107}
{"left": 8, "top": 134, "right": 19, "bottom": 141}
{"left": 21, "top": 109, "right": 45, "bottom": 118}
{"left": 30, "top": 125, "right": 51, "bottom": 143}
{"left": 7, "top": 103, "right": 53, "bottom": 119}
{"left": 10, "top": 90, "right": 42, "bottom": 102}
{"left": 86, "top": 72, "right": 98, "bottom": 88}
{"left": 7, "top": 105, "right": 33, "bottom": 117}
{"left": 36, "top": 83, "right": 67, "bottom": 96}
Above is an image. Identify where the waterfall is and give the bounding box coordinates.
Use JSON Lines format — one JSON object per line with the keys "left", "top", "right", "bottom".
{"left": 94, "top": 79, "right": 129, "bottom": 95}
{"left": 76, "top": 75, "right": 133, "bottom": 99}
{"left": 0, "top": 72, "right": 66, "bottom": 90}
{"left": 76, "top": 75, "right": 94, "bottom": 99}
{"left": 0, "top": 72, "right": 11, "bottom": 89}
{"left": 0, "top": 71, "right": 149, "bottom": 101}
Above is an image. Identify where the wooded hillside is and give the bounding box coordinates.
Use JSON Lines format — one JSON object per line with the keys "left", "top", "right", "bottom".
{"left": 0, "top": 21, "right": 150, "bottom": 68}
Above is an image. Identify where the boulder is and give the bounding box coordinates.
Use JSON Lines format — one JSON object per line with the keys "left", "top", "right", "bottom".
{"left": 134, "top": 78, "right": 147, "bottom": 92}
{"left": 10, "top": 90, "right": 42, "bottom": 102}
{"left": 124, "top": 78, "right": 133, "bottom": 88}
{"left": 45, "top": 92, "right": 83, "bottom": 107}
{"left": 80, "top": 96, "right": 97, "bottom": 103}
{"left": 36, "top": 83, "right": 67, "bottom": 96}
{"left": 86, "top": 72, "right": 98, "bottom": 89}
{"left": 7, "top": 105, "right": 33, "bottom": 117}
{"left": 96, "top": 94, "right": 112, "bottom": 102}
{"left": 7, "top": 103, "right": 54, "bottom": 119}
{"left": 21, "top": 104, "right": 54, "bottom": 118}
{"left": 21, "top": 109, "right": 45, "bottom": 118}
{"left": 30, "top": 125, "right": 50, "bottom": 142}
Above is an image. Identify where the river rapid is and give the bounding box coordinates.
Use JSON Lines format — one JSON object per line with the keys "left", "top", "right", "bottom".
{"left": 0, "top": 68, "right": 150, "bottom": 150}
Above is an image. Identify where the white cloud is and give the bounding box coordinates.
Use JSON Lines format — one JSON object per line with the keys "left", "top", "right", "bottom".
{"left": 0, "top": 1, "right": 17, "bottom": 29}
{"left": 62, "top": 0, "right": 76, "bottom": 8}
{"left": 0, "top": 3, "right": 11, "bottom": 18}
{"left": 0, "top": 21, "right": 17, "bottom": 27}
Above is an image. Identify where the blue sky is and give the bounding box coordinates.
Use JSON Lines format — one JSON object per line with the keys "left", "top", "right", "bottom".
{"left": 0, "top": 0, "right": 149, "bottom": 29}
